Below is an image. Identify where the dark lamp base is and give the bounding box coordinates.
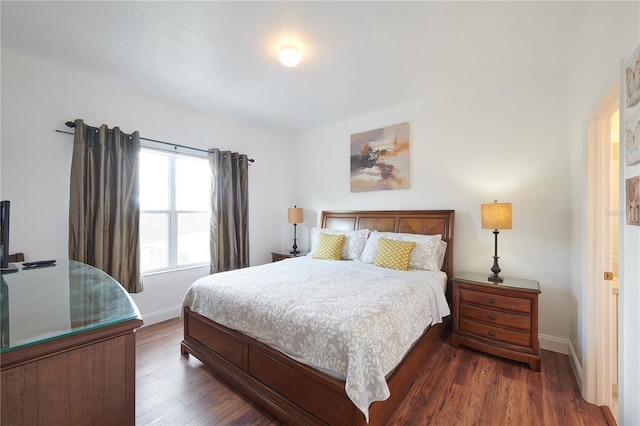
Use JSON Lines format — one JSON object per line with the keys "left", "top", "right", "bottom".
{"left": 487, "top": 274, "right": 504, "bottom": 283}
{"left": 290, "top": 223, "right": 300, "bottom": 257}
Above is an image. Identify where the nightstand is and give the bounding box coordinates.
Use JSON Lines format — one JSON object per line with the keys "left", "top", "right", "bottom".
{"left": 451, "top": 271, "right": 541, "bottom": 371}
{"left": 271, "top": 251, "right": 308, "bottom": 262}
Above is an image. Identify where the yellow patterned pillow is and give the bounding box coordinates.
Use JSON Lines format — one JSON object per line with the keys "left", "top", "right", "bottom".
{"left": 373, "top": 237, "right": 416, "bottom": 271}
{"left": 313, "top": 233, "right": 345, "bottom": 260}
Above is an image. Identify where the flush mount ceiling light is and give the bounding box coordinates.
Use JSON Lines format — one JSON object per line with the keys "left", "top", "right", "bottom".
{"left": 279, "top": 45, "right": 301, "bottom": 67}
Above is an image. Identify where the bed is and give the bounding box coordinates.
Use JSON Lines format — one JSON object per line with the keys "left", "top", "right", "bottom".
{"left": 181, "top": 209, "right": 455, "bottom": 426}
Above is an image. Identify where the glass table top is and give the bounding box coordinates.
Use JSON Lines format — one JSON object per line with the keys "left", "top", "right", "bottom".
{"left": 1, "top": 259, "right": 141, "bottom": 353}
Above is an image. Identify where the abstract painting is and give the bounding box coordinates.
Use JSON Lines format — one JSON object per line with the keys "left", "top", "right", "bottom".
{"left": 350, "top": 122, "right": 410, "bottom": 192}
{"left": 627, "top": 175, "right": 640, "bottom": 226}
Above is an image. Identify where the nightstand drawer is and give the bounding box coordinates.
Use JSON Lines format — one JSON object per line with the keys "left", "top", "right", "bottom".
{"left": 459, "top": 287, "right": 531, "bottom": 314}
{"left": 459, "top": 318, "right": 531, "bottom": 347}
{"left": 459, "top": 303, "right": 531, "bottom": 331}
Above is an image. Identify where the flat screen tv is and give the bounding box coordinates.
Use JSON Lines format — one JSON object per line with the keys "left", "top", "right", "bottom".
{"left": 1, "top": 200, "right": 18, "bottom": 273}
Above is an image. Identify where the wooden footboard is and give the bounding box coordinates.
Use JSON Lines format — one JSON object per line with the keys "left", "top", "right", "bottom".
{"left": 181, "top": 307, "right": 448, "bottom": 426}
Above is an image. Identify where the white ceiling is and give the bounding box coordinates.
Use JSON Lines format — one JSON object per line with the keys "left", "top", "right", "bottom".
{"left": 1, "top": 1, "right": 590, "bottom": 136}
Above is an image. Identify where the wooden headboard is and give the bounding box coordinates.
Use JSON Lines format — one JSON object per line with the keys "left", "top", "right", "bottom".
{"left": 320, "top": 210, "right": 455, "bottom": 302}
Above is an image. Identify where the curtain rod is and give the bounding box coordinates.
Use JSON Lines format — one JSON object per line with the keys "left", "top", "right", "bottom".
{"left": 57, "top": 121, "right": 254, "bottom": 162}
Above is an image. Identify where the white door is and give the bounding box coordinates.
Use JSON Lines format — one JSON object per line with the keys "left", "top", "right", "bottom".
{"left": 585, "top": 83, "right": 619, "bottom": 415}
{"left": 610, "top": 109, "right": 621, "bottom": 422}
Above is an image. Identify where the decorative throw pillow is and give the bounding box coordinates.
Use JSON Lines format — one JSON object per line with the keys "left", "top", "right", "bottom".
{"left": 307, "top": 228, "right": 370, "bottom": 260}
{"left": 313, "top": 233, "right": 345, "bottom": 260}
{"left": 373, "top": 237, "right": 416, "bottom": 271}
{"left": 360, "top": 231, "right": 443, "bottom": 271}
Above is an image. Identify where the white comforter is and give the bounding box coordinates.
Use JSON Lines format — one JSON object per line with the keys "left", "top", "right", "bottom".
{"left": 181, "top": 256, "right": 450, "bottom": 420}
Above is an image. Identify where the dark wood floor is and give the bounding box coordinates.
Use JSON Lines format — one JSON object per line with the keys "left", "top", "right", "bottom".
{"left": 136, "top": 318, "right": 608, "bottom": 425}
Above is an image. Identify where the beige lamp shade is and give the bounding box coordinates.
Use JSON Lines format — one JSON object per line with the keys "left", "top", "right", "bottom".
{"left": 481, "top": 201, "right": 512, "bottom": 230}
{"left": 288, "top": 207, "right": 304, "bottom": 224}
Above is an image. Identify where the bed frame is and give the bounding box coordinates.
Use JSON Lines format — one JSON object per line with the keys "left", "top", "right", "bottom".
{"left": 181, "top": 210, "right": 455, "bottom": 425}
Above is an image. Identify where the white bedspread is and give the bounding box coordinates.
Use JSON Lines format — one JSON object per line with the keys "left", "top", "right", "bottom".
{"left": 181, "top": 256, "right": 450, "bottom": 421}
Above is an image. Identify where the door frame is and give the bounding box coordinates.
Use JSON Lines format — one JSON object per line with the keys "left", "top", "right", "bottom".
{"left": 585, "top": 82, "right": 618, "bottom": 408}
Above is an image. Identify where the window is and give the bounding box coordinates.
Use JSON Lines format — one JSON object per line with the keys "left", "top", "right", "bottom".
{"left": 139, "top": 149, "right": 210, "bottom": 273}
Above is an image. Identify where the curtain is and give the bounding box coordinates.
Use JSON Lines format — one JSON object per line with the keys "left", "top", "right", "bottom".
{"left": 209, "top": 149, "right": 249, "bottom": 273}
{"left": 68, "top": 119, "right": 143, "bottom": 293}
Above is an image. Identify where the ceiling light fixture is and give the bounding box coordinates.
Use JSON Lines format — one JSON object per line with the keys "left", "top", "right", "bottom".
{"left": 279, "top": 45, "right": 301, "bottom": 67}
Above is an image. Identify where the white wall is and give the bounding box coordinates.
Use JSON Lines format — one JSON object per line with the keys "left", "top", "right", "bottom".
{"left": 566, "top": 1, "right": 639, "bottom": 423}
{"left": 287, "top": 66, "right": 572, "bottom": 352}
{"left": 1, "top": 49, "right": 288, "bottom": 325}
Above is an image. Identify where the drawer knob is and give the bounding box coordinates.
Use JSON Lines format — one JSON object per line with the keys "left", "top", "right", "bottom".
{"left": 488, "top": 299, "right": 496, "bottom": 304}
{"left": 488, "top": 331, "right": 496, "bottom": 337}
{"left": 488, "top": 315, "right": 496, "bottom": 320}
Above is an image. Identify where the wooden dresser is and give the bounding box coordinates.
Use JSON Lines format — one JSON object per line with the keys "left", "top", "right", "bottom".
{"left": 1, "top": 260, "right": 143, "bottom": 425}
{"left": 451, "top": 271, "right": 541, "bottom": 371}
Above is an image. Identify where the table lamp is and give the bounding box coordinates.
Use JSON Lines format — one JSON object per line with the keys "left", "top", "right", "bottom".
{"left": 481, "top": 200, "right": 512, "bottom": 283}
{"left": 288, "top": 206, "right": 304, "bottom": 255}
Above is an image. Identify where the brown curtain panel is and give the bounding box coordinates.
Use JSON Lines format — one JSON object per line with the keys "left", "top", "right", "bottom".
{"left": 68, "top": 119, "right": 143, "bottom": 293}
{"left": 209, "top": 149, "right": 249, "bottom": 273}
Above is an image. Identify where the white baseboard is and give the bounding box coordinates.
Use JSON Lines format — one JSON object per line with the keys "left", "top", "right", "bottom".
{"left": 538, "top": 334, "right": 583, "bottom": 395}
{"left": 537, "top": 335, "right": 582, "bottom": 394}
{"left": 568, "top": 340, "right": 584, "bottom": 395}
{"left": 539, "top": 333, "right": 569, "bottom": 355}
{"left": 538, "top": 334, "right": 582, "bottom": 394}
{"left": 139, "top": 305, "right": 181, "bottom": 327}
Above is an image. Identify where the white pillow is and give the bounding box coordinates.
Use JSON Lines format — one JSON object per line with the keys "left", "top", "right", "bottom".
{"left": 360, "top": 231, "right": 443, "bottom": 271}
{"left": 436, "top": 240, "right": 447, "bottom": 270}
{"left": 307, "top": 228, "right": 370, "bottom": 260}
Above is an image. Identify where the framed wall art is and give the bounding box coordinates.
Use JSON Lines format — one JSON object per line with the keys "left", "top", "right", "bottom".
{"left": 626, "top": 175, "right": 639, "bottom": 226}
{"left": 625, "top": 45, "right": 640, "bottom": 107}
{"left": 350, "top": 122, "right": 410, "bottom": 192}
{"left": 625, "top": 108, "right": 640, "bottom": 166}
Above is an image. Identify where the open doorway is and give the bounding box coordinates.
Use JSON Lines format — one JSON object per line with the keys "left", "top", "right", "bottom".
{"left": 586, "top": 83, "right": 620, "bottom": 422}
{"left": 610, "top": 108, "right": 621, "bottom": 423}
